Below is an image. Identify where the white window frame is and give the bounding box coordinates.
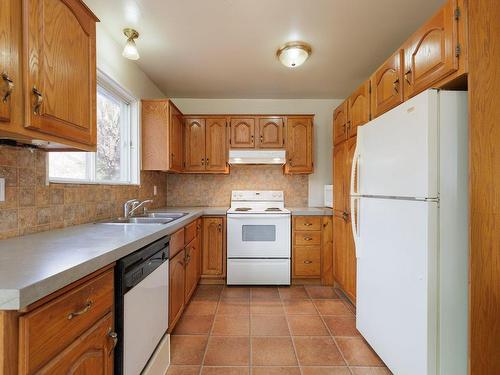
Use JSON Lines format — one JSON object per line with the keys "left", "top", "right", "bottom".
{"left": 49, "top": 69, "right": 140, "bottom": 185}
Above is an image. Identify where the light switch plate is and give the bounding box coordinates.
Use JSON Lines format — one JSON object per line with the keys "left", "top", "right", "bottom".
{"left": 0, "top": 178, "right": 5, "bottom": 202}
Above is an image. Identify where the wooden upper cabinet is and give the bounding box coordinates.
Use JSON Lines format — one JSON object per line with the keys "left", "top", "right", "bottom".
{"left": 285, "top": 117, "right": 313, "bottom": 174}
{"left": 230, "top": 118, "right": 255, "bottom": 148}
{"left": 347, "top": 81, "right": 370, "bottom": 138}
{"left": 142, "top": 99, "right": 184, "bottom": 172}
{"left": 205, "top": 118, "right": 228, "bottom": 173}
{"left": 257, "top": 117, "right": 284, "bottom": 148}
{"left": 169, "top": 103, "right": 184, "bottom": 171}
{"left": 333, "top": 101, "right": 348, "bottom": 146}
{"left": 202, "top": 217, "right": 224, "bottom": 277}
{"left": 371, "top": 50, "right": 404, "bottom": 118}
{"left": 403, "top": 0, "right": 459, "bottom": 99}
{"left": 23, "top": 0, "right": 98, "bottom": 146}
{"left": 0, "top": 0, "right": 14, "bottom": 123}
{"left": 184, "top": 118, "right": 206, "bottom": 172}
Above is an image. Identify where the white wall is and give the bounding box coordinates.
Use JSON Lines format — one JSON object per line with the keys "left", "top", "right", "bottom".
{"left": 171, "top": 99, "right": 342, "bottom": 207}
{"left": 96, "top": 24, "right": 165, "bottom": 99}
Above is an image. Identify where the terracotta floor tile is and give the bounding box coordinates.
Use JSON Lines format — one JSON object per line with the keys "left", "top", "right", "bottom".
{"left": 212, "top": 314, "right": 250, "bottom": 336}
{"left": 323, "top": 316, "right": 360, "bottom": 337}
{"left": 301, "top": 367, "right": 351, "bottom": 375}
{"left": 170, "top": 335, "right": 208, "bottom": 365}
{"left": 201, "top": 366, "right": 250, "bottom": 374}
{"left": 278, "top": 286, "right": 309, "bottom": 299}
{"left": 192, "top": 285, "right": 223, "bottom": 301}
{"left": 313, "top": 300, "right": 352, "bottom": 316}
{"left": 251, "top": 337, "right": 297, "bottom": 366}
{"left": 250, "top": 300, "right": 285, "bottom": 315}
{"left": 293, "top": 337, "right": 345, "bottom": 366}
{"left": 218, "top": 299, "right": 250, "bottom": 315}
{"left": 350, "top": 367, "right": 392, "bottom": 375}
{"left": 251, "top": 287, "right": 280, "bottom": 300}
{"left": 166, "top": 365, "right": 200, "bottom": 375}
{"left": 283, "top": 299, "right": 318, "bottom": 315}
{"left": 252, "top": 367, "right": 301, "bottom": 375}
{"left": 251, "top": 315, "right": 290, "bottom": 336}
{"left": 305, "top": 286, "right": 341, "bottom": 299}
{"left": 336, "top": 338, "right": 384, "bottom": 366}
{"left": 184, "top": 300, "right": 219, "bottom": 316}
{"left": 222, "top": 287, "right": 251, "bottom": 299}
{"left": 287, "top": 315, "right": 329, "bottom": 336}
{"left": 204, "top": 336, "right": 250, "bottom": 366}
{"left": 174, "top": 314, "right": 214, "bottom": 335}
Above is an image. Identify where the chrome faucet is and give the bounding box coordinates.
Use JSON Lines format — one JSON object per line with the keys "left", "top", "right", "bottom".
{"left": 123, "top": 199, "right": 153, "bottom": 218}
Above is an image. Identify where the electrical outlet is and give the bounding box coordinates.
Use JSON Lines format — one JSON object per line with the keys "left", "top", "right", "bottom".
{"left": 153, "top": 185, "right": 157, "bottom": 196}
{"left": 0, "top": 178, "right": 5, "bottom": 202}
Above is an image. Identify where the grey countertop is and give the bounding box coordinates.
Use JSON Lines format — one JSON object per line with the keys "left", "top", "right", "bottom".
{"left": 288, "top": 207, "right": 333, "bottom": 216}
{"left": 0, "top": 207, "right": 226, "bottom": 310}
{"left": 0, "top": 205, "right": 329, "bottom": 310}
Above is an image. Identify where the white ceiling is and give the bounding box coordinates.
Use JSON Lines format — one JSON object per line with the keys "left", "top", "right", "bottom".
{"left": 84, "top": 0, "right": 445, "bottom": 99}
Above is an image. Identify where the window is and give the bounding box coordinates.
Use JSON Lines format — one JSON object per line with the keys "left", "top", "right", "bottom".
{"left": 49, "top": 70, "right": 139, "bottom": 184}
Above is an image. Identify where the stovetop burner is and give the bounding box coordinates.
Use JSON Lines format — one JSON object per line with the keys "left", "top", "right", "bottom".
{"left": 235, "top": 207, "right": 252, "bottom": 212}
{"left": 265, "top": 207, "right": 282, "bottom": 212}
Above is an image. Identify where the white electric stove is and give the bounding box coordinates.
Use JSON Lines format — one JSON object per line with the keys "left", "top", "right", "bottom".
{"left": 226, "top": 190, "right": 291, "bottom": 285}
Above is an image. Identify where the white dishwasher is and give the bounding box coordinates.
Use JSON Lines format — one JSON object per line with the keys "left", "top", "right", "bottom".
{"left": 115, "top": 236, "right": 170, "bottom": 375}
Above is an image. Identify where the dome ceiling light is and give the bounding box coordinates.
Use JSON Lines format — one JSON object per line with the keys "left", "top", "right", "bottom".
{"left": 277, "top": 41, "right": 312, "bottom": 68}
{"left": 122, "top": 28, "right": 140, "bottom": 60}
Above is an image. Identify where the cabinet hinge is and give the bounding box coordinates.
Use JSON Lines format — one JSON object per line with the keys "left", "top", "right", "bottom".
{"left": 454, "top": 6, "right": 461, "bottom": 20}
{"left": 455, "top": 44, "right": 461, "bottom": 57}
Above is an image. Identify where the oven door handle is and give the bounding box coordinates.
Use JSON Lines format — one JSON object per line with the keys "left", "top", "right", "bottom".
{"left": 227, "top": 214, "right": 290, "bottom": 219}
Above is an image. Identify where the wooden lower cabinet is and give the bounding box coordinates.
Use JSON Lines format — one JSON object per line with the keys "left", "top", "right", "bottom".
{"left": 201, "top": 217, "right": 225, "bottom": 279}
{"left": 184, "top": 238, "right": 199, "bottom": 302}
{"left": 35, "top": 313, "right": 114, "bottom": 375}
{"left": 292, "top": 216, "right": 333, "bottom": 285}
{"left": 168, "top": 249, "right": 186, "bottom": 329}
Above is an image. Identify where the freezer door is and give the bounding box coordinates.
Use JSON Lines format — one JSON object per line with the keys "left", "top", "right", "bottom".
{"left": 355, "top": 89, "right": 438, "bottom": 199}
{"left": 355, "top": 197, "right": 438, "bottom": 375}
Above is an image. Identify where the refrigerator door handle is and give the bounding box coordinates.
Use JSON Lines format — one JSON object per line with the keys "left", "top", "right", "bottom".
{"left": 351, "top": 196, "right": 361, "bottom": 258}
{"left": 350, "top": 143, "right": 361, "bottom": 196}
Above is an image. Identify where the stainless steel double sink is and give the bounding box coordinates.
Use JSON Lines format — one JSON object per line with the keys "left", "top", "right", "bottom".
{"left": 100, "top": 212, "right": 188, "bottom": 225}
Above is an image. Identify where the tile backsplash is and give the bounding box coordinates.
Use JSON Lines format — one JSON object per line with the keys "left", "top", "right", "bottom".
{"left": 167, "top": 165, "right": 308, "bottom": 207}
{"left": 0, "top": 145, "right": 167, "bottom": 239}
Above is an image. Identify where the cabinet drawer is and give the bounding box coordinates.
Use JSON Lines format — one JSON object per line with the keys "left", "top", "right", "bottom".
{"left": 184, "top": 220, "right": 197, "bottom": 245}
{"left": 294, "top": 231, "right": 321, "bottom": 245}
{"left": 294, "top": 216, "right": 321, "bottom": 231}
{"left": 294, "top": 247, "right": 321, "bottom": 277}
{"left": 19, "top": 270, "right": 114, "bottom": 374}
{"left": 170, "top": 227, "right": 185, "bottom": 258}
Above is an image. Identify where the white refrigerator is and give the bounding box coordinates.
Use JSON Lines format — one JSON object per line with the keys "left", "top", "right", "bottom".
{"left": 350, "top": 90, "right": 468, "bottom": 375}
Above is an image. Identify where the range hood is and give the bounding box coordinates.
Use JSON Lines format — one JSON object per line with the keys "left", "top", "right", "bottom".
{"left": 228, "top": 150, "right": 286, "bottom": 165}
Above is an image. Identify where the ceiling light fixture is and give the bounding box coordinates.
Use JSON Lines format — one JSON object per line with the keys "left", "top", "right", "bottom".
{"left": 122, "top": 28, "right": 140, "bottom": 60}
{"left": 277, "top": 41, "right": 312, "bottom": 68}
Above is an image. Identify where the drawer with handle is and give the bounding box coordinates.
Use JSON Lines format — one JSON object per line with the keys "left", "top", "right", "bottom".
{"left": 294, "top": 246, "right": 321, "bottom": 277}
{"left": 294, "top": 231, "right": 321, "bottom": 245}
{"left": 19, "top": 269, "right": 114, "bottom": 374}
{"left": 294, "top": 216, "right": 321, "bottom": 231}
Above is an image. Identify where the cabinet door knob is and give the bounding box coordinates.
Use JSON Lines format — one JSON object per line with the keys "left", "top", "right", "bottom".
{"left": 201, "top": 158, "right": 204, "bottom": 166}
{"left": 218, "top": 223, "right": 222, "bottom": 231}
{"left": 304, "top": 260, "right": 312, "bottom": 264}
{"left": 206, "top": 158, "right": 209, "bottom": 166}
{"left": 393, "top": 78, "right": 400, "bottom": 94}
{"left": 304, "top": 223, "right": 312, "bottom": 226}
{"left": 304, "top": 237, "right": 313, "bottom": 241}
{"left": 1, "top": 73, "right": 13, "bottom": 103}
{"left": 32, "top": 87, "right": 43, "bottom": 115}
{"left": 108, "top": 331, "right": 118, "bottom": 355}
{"left": 404, "top": 68, "right": 412, "bottom": 85}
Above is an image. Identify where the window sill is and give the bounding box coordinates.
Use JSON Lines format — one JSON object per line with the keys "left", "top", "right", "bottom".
{"left": 49, "top": 178, "right": 140, "bottom": 186}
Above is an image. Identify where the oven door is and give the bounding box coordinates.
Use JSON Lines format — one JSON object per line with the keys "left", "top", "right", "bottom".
{"left": 227, "top": 214, "right": 291, "bottom": 258}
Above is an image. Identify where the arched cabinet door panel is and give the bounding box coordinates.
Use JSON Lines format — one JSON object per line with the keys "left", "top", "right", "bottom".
{"left": 229, "top": 118, "right": 255, "bottom": 148}
{"left": 23, "top": 0, "right": 98, "bottom": 146}
{"left": 285, "top": 117, "right": 313, "bottom": 174}
{"left": 184, "top": 118, "right": 206, "bottom": 172}
{"left": 333, "top": 101, "right": 348, "bottom": 146}
{"left": 206, "top": 118, "right": 228, "bottom": 172}
{"left": 403, "top": 0, "right": 459, "bottom": 99}
{"left": 371, "top": 50, "right": 404, "bottom": 118}
{"left": 257, "top": 117, "right": 284, "bottom": 148}
{"left": 347, "top": 80, "right": 370, "bottom": 138}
